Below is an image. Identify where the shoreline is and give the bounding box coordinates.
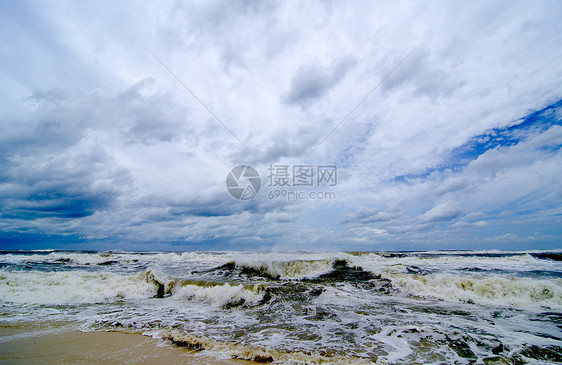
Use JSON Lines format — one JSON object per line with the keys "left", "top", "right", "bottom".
{"left": 0, "top": 321, "right": 253, "bottom": 364}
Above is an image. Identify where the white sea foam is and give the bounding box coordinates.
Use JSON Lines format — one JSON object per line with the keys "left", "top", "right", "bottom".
{"left": 0, "top": 252, "right": 132, "bottom": 266}
{"left": 233, "top": 258, "right": 337, "bottom": 279}
{"left": 388, "top": 273, "right": 562, "bottom": 309}
{"left": 151, "top": 251, "right": 234, "bottom": 263}
{"left": 0, "top": 251, "right": 232, "bottom": 267}
{"left": 173, "top": 282, "right": 262, "bottom": 306}
{"left": 341, "top": 253, "right": 562, "bottom": 309}
{"left": 0, "top": 270, "right": 157, "bottom": 305}
{"left": 150, "top": 329, "right": 373, "bottom": 364}
{"left": 351, "top": 252, "right": 555, "bottom": 275}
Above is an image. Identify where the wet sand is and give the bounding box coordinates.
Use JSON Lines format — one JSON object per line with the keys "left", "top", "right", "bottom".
{"left": 0, "top": 322, "right": 252, "bottom": 364}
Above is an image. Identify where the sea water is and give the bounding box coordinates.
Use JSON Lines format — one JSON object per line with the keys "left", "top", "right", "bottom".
{"left": 1, "top": 250, "right": 561, "bottom": 364}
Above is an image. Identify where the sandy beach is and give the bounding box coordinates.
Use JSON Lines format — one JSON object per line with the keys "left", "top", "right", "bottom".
{"left": 0, "top": 321, "right": 251, "bottom": 365}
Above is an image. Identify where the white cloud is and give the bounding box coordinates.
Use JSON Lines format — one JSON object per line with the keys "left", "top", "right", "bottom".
{"left": 0, "top": 0, "right": 561, "bottom": 250}
{"left": 420, "top": 201, "right": 463, "bottom": 223}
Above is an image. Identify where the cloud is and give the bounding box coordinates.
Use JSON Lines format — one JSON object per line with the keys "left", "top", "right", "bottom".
{"left": 0, "top": 137, "right": 131, "bottom": 220}
{"left": 1, "top": 0, "right": 561, "bottom": 250}
{"left": 381, "top": 48, "right": 465, "bottom": 100}
{"left": 340, "top": 208, "right": 401, "bottom": 224}
{"left": 418, "top": 201, "right": 462, "bottom": 223}
{"left": 452, "top": 220, "right": 487, "bottom": 228}
{"left": 283, "top": 58, "right": 356, "bottom": 107}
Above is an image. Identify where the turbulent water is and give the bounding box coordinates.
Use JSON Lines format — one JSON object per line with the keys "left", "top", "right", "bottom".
{"left": 1, "top": 250, "right": 561, "bottom": 364}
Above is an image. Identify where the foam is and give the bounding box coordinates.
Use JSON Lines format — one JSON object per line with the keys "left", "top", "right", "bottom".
{"left": 352, "top": 252, "right": 554, "bottom": 275}
{"left": 0, "top": 252, "right": 135, "bottom": 266}
{"left": 0, "top": 251, "right": 232, "bottom": 267}
{"left": 151, "top": 252, "right": 234, "bottom": 262}
{"left": 173, "top": 282, "right": 263, "bottom": 306}
{"left": 232, "top": 257, "right": 338, "bottom": 280}
{"left": 153, "top": 329, "right": 373, "bottom": 364}
{"left": 0, "top": 270, "right": 158, "bottom": 305}
{"left": 388, "top": 273, "right": 562, "bottom": 309}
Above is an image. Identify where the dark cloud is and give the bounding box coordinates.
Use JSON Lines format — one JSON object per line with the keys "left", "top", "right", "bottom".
{"left": 0, "top": 80, "right": 194, "bottom": 226}
{"left": 0, "top": 90, "right": 85, "bottom": 158}
{"left": 283, "top": 58, "right": 356, "bottom": 107}
{"left": 0, "top": 147, "right": 130, "bottom": 221}
{"left": 0, "top": 90, "right": 114, "bottom": 223}
{"left": 0, "top": 231, "right": 84, "bottom": 250}
{"left": 4, "top": 194, "right": 104, "bottom": 219}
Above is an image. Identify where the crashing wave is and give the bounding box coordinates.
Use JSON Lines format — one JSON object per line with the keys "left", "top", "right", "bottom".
{"left": 389, "top": 273, "right": 562, "bottom": 309}
{"left": 155, "top": 329, "right": 372, "bottom": 364}
{"left": 216, "top": 258, "right": 337, "bottom": 280}
{"left": 0, "top": 270, "right": 159, "bottom": 305}
{"left": 173, "top": 281, "right": 263, "bottom": 307}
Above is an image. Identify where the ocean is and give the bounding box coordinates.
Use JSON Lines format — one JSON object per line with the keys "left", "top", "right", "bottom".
{"left": 1, "top": 250, "right": 561, "bottom": 364}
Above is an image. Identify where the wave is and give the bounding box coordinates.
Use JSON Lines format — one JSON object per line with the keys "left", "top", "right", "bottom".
{"left": 388, "top": 273, "right": 562, "bottom": 309}
{"left": 153, "top": 329, "right": 372, "bottom": 364}
{"left": 173, "top": 281, "right": 263, "bottom": 307}
{"left": 0, "top": 267, "right": 266, "bottom": 308}
{"left": 2, "top": 250, "right": 559, "bottom": 274}
{"left": 2, "top": 250, "right": 561, "bottom": 311}
{"left": 0, "top": 270, "right": 158, "bottom": 305}
{"left": 214, "top": 258, "right": 337, "bottom": 280}
{"left": 201, "top": 256, "right": 562, "bottom": 308}
{"left": 0, "top": 251, "right": 233, "bottom": 267}
{"left": 0, "top": 252, "right": 138, "bottom": 267}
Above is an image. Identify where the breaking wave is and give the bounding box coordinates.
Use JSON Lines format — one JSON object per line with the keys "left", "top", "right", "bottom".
{"left": 221, "top": 257, "right": 337, "bottom": 280}
{"left": 173, "top": 281, "right": 263, "bottom": 307}
{"left": 0, "top": 270, "right": 157, "bottom": 305}
{"left": 153, "top": 329, "right": 372, "bottom": 364}
{"left": 388, "top": 273, "right": 562, "bottom": 309}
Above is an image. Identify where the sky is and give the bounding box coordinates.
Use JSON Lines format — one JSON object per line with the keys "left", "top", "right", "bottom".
{"left": 0, "top": 0, "right": 561, "bottom": 252}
